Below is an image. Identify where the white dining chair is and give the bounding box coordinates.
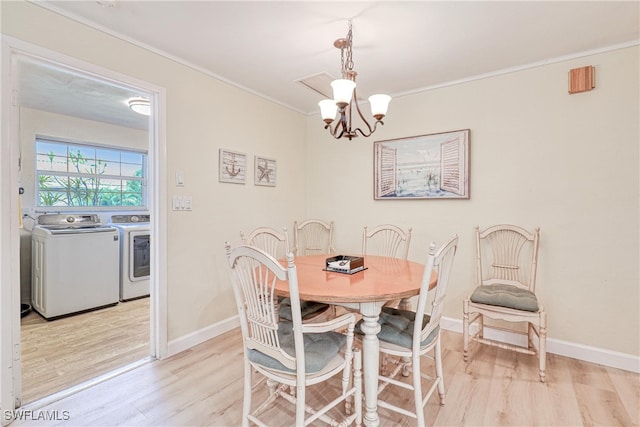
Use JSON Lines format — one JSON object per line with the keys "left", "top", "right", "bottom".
{"left": 225, "top": 243, "right": 362, "bottom": 426}
{"left": 362, "top": 224, "right": 412, "bottom": 260}
{"left": 357, "top": 235, "right": 458, "bottom": 426}
{"left": 362, "top": 224, "right": 413, "bottom": 309}
{"left": 240, "top": 226, "right": 330, "bottom": 322}
{"left": 293, "top": 219, "right": 336, "bottom": 256}
{"left": 463, "top": 224, "right": 546, "bottom": 382}
{"left": 240, "top": 226, "right": 290, "bottom": 259}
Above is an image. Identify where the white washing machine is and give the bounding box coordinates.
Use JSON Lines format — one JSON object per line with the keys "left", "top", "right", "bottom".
{"left": 110, "top": 214, "right": 150, "bottom": 301}
{"left": 31, "top": 214, "right": 120, "bottom": 320}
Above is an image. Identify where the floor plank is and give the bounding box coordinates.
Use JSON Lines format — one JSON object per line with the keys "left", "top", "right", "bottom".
{"left": 20, "top": 297, "right": 149, "bottom": 404}
{"left": 14, "top": 328, "right": 639, "bottom": 426}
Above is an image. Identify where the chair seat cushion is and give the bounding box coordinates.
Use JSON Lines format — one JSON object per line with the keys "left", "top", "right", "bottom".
{"left": 355, "top": 307, "right": 439, "bottom": 349}
{"left": 248, "top": 321, "right": 345, "bottom": 374}
{"left": 470, "top": 284, "right": 539, "bottom": 312}
{"left": 279, "top": 298, "right": 329, "bottom": 321}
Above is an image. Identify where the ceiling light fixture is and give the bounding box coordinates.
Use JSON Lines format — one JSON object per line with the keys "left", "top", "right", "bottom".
{"left": 128, "top": 97, "right": 150, "bottom": 116}
{"left": 319, "top": 20, "right": 391, "bottom": 141}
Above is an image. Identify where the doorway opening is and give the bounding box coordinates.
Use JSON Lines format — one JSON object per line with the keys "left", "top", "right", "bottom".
{"left": 3, "top": 38, "right": 167, "bottom": 409}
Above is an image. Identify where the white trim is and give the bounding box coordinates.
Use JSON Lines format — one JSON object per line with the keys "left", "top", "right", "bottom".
{"left": 392, "top": 40, "right": 640, "bottom": 101}
{"left": 0, "top": 36, "right": 22, "bottom": 425}
{"left": 29, "top": 1, "right": 306, "bottom": 116}
{"left": 167, "top": 315, "right": 240, "bottom": 358}
{"left": 15, "top": 357, "right": 152, "bottom": 412}
{"left": 441, "top": 316, "right": 640, "bottom": 374}
{"left": 29, "top": 2, "right": 640, "bottom": 117}
{"left": 0, "top": 35, "right": 168, "bottom": 415}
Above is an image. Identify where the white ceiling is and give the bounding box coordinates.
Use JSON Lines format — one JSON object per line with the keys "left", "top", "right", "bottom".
{"left": 19, "top": 1, "right": 640, "bottom": 129}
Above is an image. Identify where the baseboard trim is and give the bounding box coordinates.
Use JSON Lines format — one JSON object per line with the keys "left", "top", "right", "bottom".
{"left": 167, "top": 315, "right": 240, "bottom": 357}
{"left": 441, "top": 316, "right": 640, "bottom": 373}
{"left": 166, "top": 315, "right": 639, "bottom": 374}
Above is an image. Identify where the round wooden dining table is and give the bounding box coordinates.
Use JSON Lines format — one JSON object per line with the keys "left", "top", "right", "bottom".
{"left": 275, "top": 254, "right": 436, "bottom": 427}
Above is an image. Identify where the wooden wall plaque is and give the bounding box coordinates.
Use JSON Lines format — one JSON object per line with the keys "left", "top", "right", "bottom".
{"left": 569, "top": 66, "right": 595, "bottom": 94}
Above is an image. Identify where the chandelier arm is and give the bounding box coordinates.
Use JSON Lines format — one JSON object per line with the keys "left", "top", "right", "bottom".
{"left": 352, "top": 120, "right": 384, "bottom": 138}
{"left": 329, "top": 112, "right": 346, "bottom": 139}
{"left": 351, "top": 88, "right": 374, "bottom": 135}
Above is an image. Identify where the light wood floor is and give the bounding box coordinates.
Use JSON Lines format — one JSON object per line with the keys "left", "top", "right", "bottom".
{"left": 20, "top": 297, "right": 150, "bottom": 404}
{"left": 15, "top": 327, "right": 639, "bottom": 426}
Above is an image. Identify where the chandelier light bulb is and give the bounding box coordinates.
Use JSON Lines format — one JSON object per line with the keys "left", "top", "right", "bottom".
{"left": 368, "top": 94, "right": 391, "bottom": 120}
{"left": 318, "top": 99, "right": 338, "bottom": 124}
{"left": 331, "top": 79, "right": 356, "bottom": 108}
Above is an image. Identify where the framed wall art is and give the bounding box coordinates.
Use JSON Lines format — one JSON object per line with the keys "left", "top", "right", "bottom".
{"left": 374, "top": 129, "right": 470, "bottom": 200}
{"left": 254, "top": 156, "right": 277, "bottom": 187}
{"left": 219, "top": 149, "right": 246, "bottom": 184}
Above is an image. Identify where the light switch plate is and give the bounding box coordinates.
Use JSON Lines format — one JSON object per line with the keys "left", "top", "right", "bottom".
{"left": 175, "top": 170, "right": 185, "bottom": 186}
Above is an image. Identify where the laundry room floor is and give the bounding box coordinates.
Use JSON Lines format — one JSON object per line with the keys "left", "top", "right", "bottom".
{"left": 20, "top": 297, "right": 149, "bottom": 404}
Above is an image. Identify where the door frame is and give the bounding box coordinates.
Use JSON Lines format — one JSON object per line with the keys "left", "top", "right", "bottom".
{"left": 0, "top": 35, "right": 168, "bottom": 419}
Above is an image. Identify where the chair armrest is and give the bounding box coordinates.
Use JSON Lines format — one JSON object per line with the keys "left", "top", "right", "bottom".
{"left": 302, "top": 312, "right": 356, "bottom": 334}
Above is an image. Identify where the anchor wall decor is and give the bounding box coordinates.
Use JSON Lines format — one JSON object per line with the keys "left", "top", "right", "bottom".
{"left": 219, "top": 149, "right": 247, "bottom": 184}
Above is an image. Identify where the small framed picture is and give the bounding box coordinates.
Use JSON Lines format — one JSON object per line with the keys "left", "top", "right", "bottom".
{"left": 254, "top": 156, "right": 277, "bottom": 187}
{"left": 219, "top": 149, "right": 246, "bottom": 184}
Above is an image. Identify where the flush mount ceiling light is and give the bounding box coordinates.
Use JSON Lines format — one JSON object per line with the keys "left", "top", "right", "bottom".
{"left": 319, "top": 20, "right": 391, "bottom": 141}
{"left": 128, "top": 97, "right": 150, "bottom": 116}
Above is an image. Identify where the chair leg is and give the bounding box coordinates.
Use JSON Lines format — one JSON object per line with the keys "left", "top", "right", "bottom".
{"left": 435, "top": 337, "right": 445, "bottom": 405}
{"left": 295, "top": 384, "right": 306, "bottom": 426}
{"left": 242, "top": 360, "right": 252, "bottom": 427}
{"left": 354, "top": 349, "right": 363, "bottom": 427}
{"left": 539, "top": 312, "right": 547, "bottom": 383}
{"left": 413, "top": 352, "right": 425, "bottom": 427}
{"left": 528, "top": 323, "right": 534, "bottom": 351}
{"left": 463, "top": 299, "right": 469, "bottom": 362}
{"left": 401, "top": 356, "right": 411, "bottom": 377}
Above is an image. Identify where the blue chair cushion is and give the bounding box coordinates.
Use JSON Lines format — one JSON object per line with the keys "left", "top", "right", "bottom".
{"left": 247, "top": 320, "right": 346, "bottom": 374}
{"left": 470, "top": 284, "right": 539, "bottom": 312}
{"left": 355, "top": 307, "right": 439, "bottom": 349}
{"left": 279, "top": 297, "right": 330, "bottom": 321}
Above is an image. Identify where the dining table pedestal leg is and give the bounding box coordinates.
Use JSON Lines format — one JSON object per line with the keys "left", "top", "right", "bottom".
{"left": 359, "top": 303, "right": 383, "bottom": 427}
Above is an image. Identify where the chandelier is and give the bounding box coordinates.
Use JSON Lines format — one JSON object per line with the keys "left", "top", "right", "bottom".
{"left": 318, "top": 21, "right": 391, "bottom": 140}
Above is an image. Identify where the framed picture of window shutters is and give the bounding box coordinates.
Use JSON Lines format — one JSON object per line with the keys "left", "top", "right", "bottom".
{"left": 219, "top": 149, "right": 247, "bottom": 184}
{"left": 373, "top": 129, "right": 470, "bottom": 200}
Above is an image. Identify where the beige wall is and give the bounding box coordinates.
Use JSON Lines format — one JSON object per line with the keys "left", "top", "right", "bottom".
{"left": 2, "top": 1, "right": 308, "bottom": 340}
{"left": 306, "top": 46, "right": 640, "bottom": 355}
{"left": 3, "top": 1, "right": 639, "bottom": 356}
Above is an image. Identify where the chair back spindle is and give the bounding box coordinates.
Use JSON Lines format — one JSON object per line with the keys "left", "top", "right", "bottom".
{"left": 362, "top": 224, "right": 412, "bottom": 260}
{"left": 293, "top": 219, "right": 335, "bottom": 256}
{"left": 476, "top": 225, "right": 539, "bottom": 292}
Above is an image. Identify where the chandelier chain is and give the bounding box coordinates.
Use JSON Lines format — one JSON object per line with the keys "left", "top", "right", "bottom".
{"left": 340, "top": 20, "right": 353, "bottom": 78}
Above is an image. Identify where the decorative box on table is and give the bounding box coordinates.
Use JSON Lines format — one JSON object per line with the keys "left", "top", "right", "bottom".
{"left": 324, "top": 255, "right": 366, "bottom": 274}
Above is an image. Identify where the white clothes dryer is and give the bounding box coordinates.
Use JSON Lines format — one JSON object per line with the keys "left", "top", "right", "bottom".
{"left": 110, "top": 214, "right": 150, "bottom": 301}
